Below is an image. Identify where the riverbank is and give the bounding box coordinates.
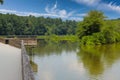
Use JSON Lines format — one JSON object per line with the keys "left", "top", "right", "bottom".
{"left": 0, "top": 35, "right": 78, "bottom": 43}
{"left": 37, "top": 35, "right": 78, "bottom": 42}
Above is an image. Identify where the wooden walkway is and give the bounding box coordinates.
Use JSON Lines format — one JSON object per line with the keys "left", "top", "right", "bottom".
{"left": 0, "top": 42, "right": 22, "bottom": 80}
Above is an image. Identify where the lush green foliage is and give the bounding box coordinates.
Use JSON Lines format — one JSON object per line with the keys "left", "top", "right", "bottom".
{"left": 37, "top": 35, "right": 78, "bottom": 42}
{"left": 77, "top": 10, "right": 105, "bottom": 39}
{"left": 77, "top": 10, "right": 120, "bottom": 45}
{"left": 0, "top": 13, "right": 77, "bottom": 35}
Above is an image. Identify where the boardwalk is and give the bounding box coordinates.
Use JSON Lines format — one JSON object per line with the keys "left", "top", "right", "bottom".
{"left": 0, "top": 42, "right": 22, "bottom": 80}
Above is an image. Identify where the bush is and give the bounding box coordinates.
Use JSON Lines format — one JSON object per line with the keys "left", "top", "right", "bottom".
{"left": 93, "top": 32, "right": 106, "bottom": 44}
{"left": 81, "top": 36, "right": 95, "bottom": 45}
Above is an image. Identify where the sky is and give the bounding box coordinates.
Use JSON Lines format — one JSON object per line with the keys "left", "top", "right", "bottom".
{"left": 0, "top": 0, "right": 120, "bottom": 21}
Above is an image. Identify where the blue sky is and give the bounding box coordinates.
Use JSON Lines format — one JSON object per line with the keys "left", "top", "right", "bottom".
{"left": 0, "top": 0, "right": 120, "bottom": 21}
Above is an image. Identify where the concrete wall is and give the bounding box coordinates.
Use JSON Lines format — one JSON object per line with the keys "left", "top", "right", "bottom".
{"left": 0, "top": 38, "right": 21, "bottom": 48}
{"left": 21, "top": 41, "right": 35, "bottom": 80}
{"left": 0, "top": 39, "right": 35, "bottom": 80}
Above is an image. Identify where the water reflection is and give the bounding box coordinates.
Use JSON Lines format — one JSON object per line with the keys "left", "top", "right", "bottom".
{"left": 27, "top": 40, "right": 120, "bottom": 80}
{"left": 77, "top": 43, "right": 120, "bottom": 79}
{"left": 27, "top": 46, "right": 38, "bottom": 72}
{"left": 31, "top": 40, "right": 78, "bottom": 57}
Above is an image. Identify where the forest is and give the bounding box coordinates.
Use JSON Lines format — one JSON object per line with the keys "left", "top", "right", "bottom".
{"left": 0, "top": 13, "right": 77, "bottom": 35}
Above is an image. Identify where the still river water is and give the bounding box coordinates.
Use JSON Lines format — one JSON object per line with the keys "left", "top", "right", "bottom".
{"left": 27, "top": 40, "right": 120, "bottom": 80}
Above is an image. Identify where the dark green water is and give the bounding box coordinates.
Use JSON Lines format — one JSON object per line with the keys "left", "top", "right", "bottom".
{"left": 27, "top": 40, "right": 120, "bottom": 80}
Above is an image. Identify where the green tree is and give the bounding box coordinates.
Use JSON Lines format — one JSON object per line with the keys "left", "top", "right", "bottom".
{"left": 77, "top": 10, "right": 106, "bottom": 39}
{"left": 0, "top": 13, "right": 77, "bottom": 35}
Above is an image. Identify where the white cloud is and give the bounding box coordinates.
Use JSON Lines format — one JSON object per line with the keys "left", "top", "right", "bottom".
{"left": 74, "top": 0, "right": 120, "bottom": 14}
{"left": 0, "top": 1, "right": 86, "bottom": 21}
{"left": 0, "top": 8, "right": 83, "bottom": 21}
{"left": 74, "top": 0, "right": 101, "bottom": 5}
{"left": 99, "top": 2, "right": 120, "bottom": 13}
{"left": 73, "top": 0, "right": 120, "bottom": 13}
{"left": 45, "top": 6, "right": 50, "bottom": 13}
{"left": 76, "top": 13, "right": 87, "bottom": 17}
{"left": 45, "top": 1, "right": 75, "bottom": 18}
{"left": 0, "top": 9, "right": 41, "bottom": 16}
{"left": 0, "top": 8, "right": 63, "bottom": 18}
{"left": 51, "top": 1, "right": 57, "bottom": 11}
{"left": 59, "top": 10, "right": 67, "bottom": 16}
{"left": 45, "top": 2, "right": 58, "bottom": 14}
{"left": 69, "top": 17, "right": 83, "bottom": 21}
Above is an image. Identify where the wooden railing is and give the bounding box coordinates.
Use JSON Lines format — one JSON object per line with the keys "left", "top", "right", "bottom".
{"left": 21, "top": 40, "right": 35, "bottom": 80}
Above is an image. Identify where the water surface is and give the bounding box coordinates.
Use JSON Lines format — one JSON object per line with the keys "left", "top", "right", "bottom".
{"left": 27, "top": 40, "right": 120, "bottom": 80}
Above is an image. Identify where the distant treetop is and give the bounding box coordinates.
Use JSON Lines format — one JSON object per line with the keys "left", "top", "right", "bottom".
{"left": 0, "top": 0, "right": 3, "bottom": 4}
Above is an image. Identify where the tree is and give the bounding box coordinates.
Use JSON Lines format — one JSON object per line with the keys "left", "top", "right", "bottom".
{"left": 0, "top": 0, "right": 3, "bottom": 4}
{"left": 77, "top": 10, "right": 106, "bottom": 39}
{"left": 0, "top": 13, "right": 77, "bottom": 35}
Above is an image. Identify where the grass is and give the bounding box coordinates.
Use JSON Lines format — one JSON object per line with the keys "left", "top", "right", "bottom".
{"left": 37, "top": 35, "right": 78, "bottom": 42}
{"left": 0, "top": 35, "right": 79, "bottom": 43}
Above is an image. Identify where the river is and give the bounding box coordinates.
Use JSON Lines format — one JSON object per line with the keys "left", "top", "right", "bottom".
{"left": 27, "top": 40, "right": 120, "bottom": 80}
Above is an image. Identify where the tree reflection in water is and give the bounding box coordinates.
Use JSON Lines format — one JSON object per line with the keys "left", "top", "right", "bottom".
{"left": 26, "top": 40, "right": 120, "bottom": 80}
{"left": 30, "top": 40, "right": 78, "bottom": 57}
{"left": 77, "top": 43, "right": 120, "bottom": 78}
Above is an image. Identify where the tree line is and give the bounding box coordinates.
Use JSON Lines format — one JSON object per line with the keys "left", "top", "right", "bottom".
{"left": 0, "top": 13, "right": 77, "bottom": 35}
{"left": 1, "top": 10, "right": 120, "bottom": 45}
